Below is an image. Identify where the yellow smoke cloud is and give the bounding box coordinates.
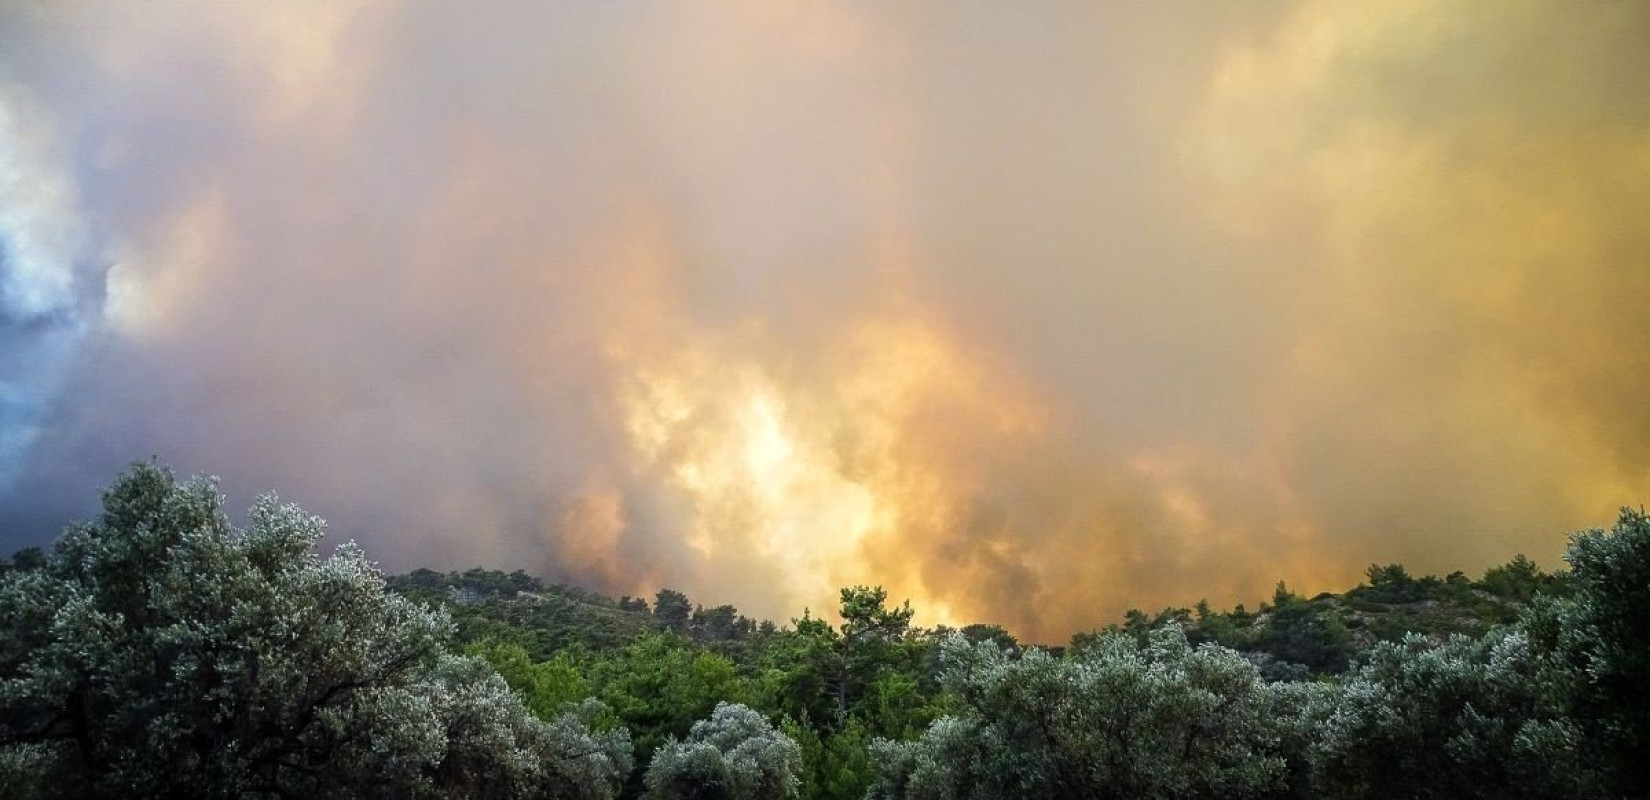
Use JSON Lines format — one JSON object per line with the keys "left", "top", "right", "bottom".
{"left": 2, "top": 1, "right": 1646, "bottom": 642}
{"left": 1186, "top": 0, "right": 1650, "bottom": 575}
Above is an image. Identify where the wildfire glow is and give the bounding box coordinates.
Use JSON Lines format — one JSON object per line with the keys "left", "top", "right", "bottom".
{"left": 605, "top": 306, "right": 1044, "bottom": 626}
{"left": 3, "top": 1, "right": 1646, "bottom": 643}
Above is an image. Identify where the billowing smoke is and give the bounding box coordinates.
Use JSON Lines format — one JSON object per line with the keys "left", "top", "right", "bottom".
{"left": 2, "top": 1, "right": 1646, "bottom": 641}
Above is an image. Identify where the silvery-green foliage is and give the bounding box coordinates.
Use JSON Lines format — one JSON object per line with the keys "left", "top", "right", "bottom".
{"left": 865, "top": 716, "right": 983, "bottom": 800}
{"left": 1550, "top": 506, "right": 1650, "bottom": 795}
{"left": 869, "top": 626, "right": 1288, "bottom": 800}
{"left": 643, "top": 702, "right": 802, "bottom": 800}
{"left": 1308, "top": 629, "right": 1602, "bottom": 800}
{"left": 394, "top": 655, "right": 632, "bottom": 800}
{"left": 0, "top": 462, "right": 628, "bottom": 799}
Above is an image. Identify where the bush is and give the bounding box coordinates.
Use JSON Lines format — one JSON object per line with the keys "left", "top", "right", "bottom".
{"left": 0, "top": 463, "right": 630, "bottom": 799}
{"left": 870, "top": 627, "right": 1290, "bottom": 800}
{"left": 643, "top": 702, "right": 802, "bottom": 800}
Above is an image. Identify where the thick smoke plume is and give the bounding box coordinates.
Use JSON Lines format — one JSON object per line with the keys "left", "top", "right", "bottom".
{"left": 2, "top": 1, "right": 1647, "bottom": 640}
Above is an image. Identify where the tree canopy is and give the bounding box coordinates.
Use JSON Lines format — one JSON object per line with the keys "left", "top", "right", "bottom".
{"left": 4, "top": 463, "right": 1648, "bottom": 800}
{"left": 868, "top": 628, "right": 1288, "bottom": 800}
{"left": 0, "top": 463, "right": 629, "bottom": 800}
{"left": 643, "top": 703, "right": 803, "bottom": 800}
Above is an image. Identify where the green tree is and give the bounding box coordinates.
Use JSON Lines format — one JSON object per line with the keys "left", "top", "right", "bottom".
{"left": 755, "top": 610, "right": 841, "bottom": 732}
{"left": 780, "top": 717, "right": 874, "bottom": 800}
{"left": 3, "top": 546, "right": 46, "bottom": 574}
{"left": 1306, "top": 631, "right": 1600, "bottom": 800}
{"left": 466, "top": 639, "right": 593, "bottom": 721}
{"left": 759, "top": 586, "right": 934, "bottom": 741}
{"left": 955, "top": 624, "right": 1017, "bottom": 652}
{"left": 654, "top": 590, "right": 693, "bottom": 633}
{"left": 1548, "top": 507, "right": 1650, "bottom": 797}
{"left": 0, "top": 463, "right": 630, "bottom": 799}
{"left": 869, "top": 627, "right": 1289, "bottom": 800}
{"left": 1361, "top": 563, "right": 1422, "bottom": 602}
{"left": 1256, "top": 591, "right": 1351, "bottom": 673}
{"left": 588, "top": 633, "right": 750, "bottom": 770}
{"left": 830, "top": 586, "right": 914, "bottom": 729}
{"left": 643, "top": 703, "right": 802, "bottom": 800}
{"left": 1477, "top": 554, "right": 1554, "bottom": 602}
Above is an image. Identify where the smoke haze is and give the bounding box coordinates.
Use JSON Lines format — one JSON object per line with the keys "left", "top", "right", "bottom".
{"left": 2, "top": 1, "right": 1647, "bottom": 640}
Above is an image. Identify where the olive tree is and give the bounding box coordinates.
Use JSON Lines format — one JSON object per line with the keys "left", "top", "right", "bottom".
{"left": 869, "top": 627, "right": 1289, "bottom": 800}
{"left": 0, "top": 463, "right": 630, "bottom": 799}
{"left": 643, "top": 702, "right": 802, "bottom": 800}
{"left": 1305, "top": 630, "right": 1600, "bottom": 800}
{"left": 1535, "top": 506, "right": 1650, "bottom": 798}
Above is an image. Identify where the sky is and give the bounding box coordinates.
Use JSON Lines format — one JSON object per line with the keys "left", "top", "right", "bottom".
{"left": 1, "top": 1, "right": 1647, "bottom": 641}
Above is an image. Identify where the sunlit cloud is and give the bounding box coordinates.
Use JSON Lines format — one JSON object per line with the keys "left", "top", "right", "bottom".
{"left": 1, "top": 1, "right": 1645, "bottom": 641}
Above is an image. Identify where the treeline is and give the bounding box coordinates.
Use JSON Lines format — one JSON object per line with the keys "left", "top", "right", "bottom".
{"left": 1, "top": 464, "right": 1646, "bottom": 799}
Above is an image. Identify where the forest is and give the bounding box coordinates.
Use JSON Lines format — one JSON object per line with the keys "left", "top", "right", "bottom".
{"left": 2, "top": 463, "right": 1646, "bottom": 800}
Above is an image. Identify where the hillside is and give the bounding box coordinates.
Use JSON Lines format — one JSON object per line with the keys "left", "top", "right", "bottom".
{"left": 386, "top": 554, "right": 1567, "bottom": 680}
{"left": 4, "top": 462, "right": 1643, "bottom": 799}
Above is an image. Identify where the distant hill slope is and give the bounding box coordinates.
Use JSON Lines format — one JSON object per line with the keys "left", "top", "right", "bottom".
{"left": 1094, "top": 556, "right": 1568, "bottom": 678}
{"left": 388, "top": 567, "right": 657, "bottom": 656}
{"left": 386, "top": 553, "right": 1566, "bottom": 677}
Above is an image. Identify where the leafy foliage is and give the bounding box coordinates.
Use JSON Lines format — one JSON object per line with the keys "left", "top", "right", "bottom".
{"left": 1547, "top": 507, "right": 1650, "bottom": 797}
{"left": 643, "top": 702, "right": 803, "bottom": 800}
{"left": 466, "top": 639, "right": 593, "bottom": 722}
{"left": 589, "top": 634, "right": 752, "bottom": 765}
{"left": 1304, "top": 631, "right": 1599, "bottom": 799}
{"left": 0, "top": 463, "right": 628, "bottom": 800}
{"left": 868, "top": 628, "right": 1288, "bottom": 800}
{"left": 5, "top": 463, "right": 1649, "bottom": 800}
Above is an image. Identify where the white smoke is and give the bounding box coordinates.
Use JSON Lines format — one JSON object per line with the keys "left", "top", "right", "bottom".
{"left": 0, "top": 85, "right": 90, "bottom": 486}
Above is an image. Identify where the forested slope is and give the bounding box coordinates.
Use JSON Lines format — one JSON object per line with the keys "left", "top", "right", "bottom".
{"left": 2, "top": 465, "right": 1645, "bottom": 799}
{"left": 387, "top": 548, "right": 1563, "bottom": 681}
